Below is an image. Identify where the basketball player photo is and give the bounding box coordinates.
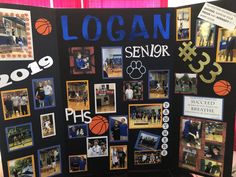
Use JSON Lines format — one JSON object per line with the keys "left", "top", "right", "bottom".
{"left": 109, "top": 116, "right": 128, "bottom": 143}
{"left": 69, "top": 47, "right": 95, "bottom": 75}
{"left": 38, "top": 145, "right": 61, "bottom": 177}
{"left": 176, "top": 7, "right": 191, "bottom": 41}
{"left": 175, "top": 73, "right": 197, "bottom": 94}
{"left": 179, "top": 147, "right": 197, "bottom": 170}
{"left": 66, "top": 80, "right": 90, "bottom": 111}
{"left": 68, "top": 124, "right": 88, "bottom": 139}
{"left": 134, "top": 150, "right": 161, "bottom": 165}
{"left": 110, "top": 145, "right": 128, "bottom": 170}
{"left": 134, "top": 131, "right": 160, "bottom": 150}
{"left": 148, "top": 70, "right": 169, "bottom": 99}
{"left": 1, "top": 88, "right": 31, "bottom": 120}
{"left": 5, "top": 123, "right": 34, "bottom": 152}
{"left": 205, "top": 121, "right": 225, "bottom": 143}
{"left": 94, "top": 83, "right": 116, "bottom": 114}
{"left": 200, "top": 159, "right": 222, "bottom": 177}
{"left": 129, "top": 103, "right": 163, "bottom": 129}
{"left": 40, "top": 113, "right": 56, "bottom": 138}
{"left": 102, "top": 46, "right": 123, "bottom": 79}
{"left": 69, "top": 155, "right": 88, "bottom": 173}
{"left": 86, "top": 136, "right": 108, "bottom": 158}
{"left": 123, "top": 81, "right": 143, "bottom": 101}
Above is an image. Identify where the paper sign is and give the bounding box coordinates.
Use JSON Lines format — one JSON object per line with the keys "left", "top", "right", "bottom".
{"left": 198, "top": 3, "right": 236, "bottom": 30}
{"left": 184, "top": 96, "right": 223, "bottom": 120}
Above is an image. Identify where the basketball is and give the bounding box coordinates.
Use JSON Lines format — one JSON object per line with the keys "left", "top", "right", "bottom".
{"left": 89, "top": 115, "right": 109, "bottom": 135}
{"left": 213, "top": 80, "right": 231, "bottom": 96}
{"left": 35, "top": 18, "right": 52, "bottom": 35}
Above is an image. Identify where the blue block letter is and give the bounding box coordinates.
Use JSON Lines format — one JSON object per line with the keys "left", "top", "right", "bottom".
{"left": 61, "top": 15, "right": 78, "bottom": 41}
{"left": 107, "top": 15, "right": 125, "bottom": 42}
{"left": 153, "top": 13, "right": 170, "bottom": 40}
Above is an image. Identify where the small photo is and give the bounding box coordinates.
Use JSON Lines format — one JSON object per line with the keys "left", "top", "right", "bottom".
{"left": 110, "top": 145, "right": 128, "bottom": 170}
{"left": 176, "top": 7, "right": 191, "bottom": 41}
{"left": 200, "top": 159, "right": 222, "bottom": 177}
{"left": 134, "top": 150, "right": 161, "bottom": 165}
{"left": 40, "top": 113, "right": 56, "bottom": 138}
{"left": 123, "top": 81, "right": 143, "bottom": 101}
{"left": 129, "top": 104, "right": 162, "bottom": 129}
{"left": 109, "top": 116, "right": 128, "bottom": 142}
{"left": 94, "top": 83, "right": 116, "bottom": 114}
{"left": 204, "top": 143, "right": 222, "bottom": 161}
{"left": 205, "top": 122, "right": 225, "bottom": 143}
{"left": 68, "top": 124, "right": 88, "bottom": 139}
{"left": 134, "top": 131, "right": 160, "bottom": 150}
{"left": 181, "top": 118, "right": 202, "bottom": 149}
{"left": 69, "top": 47, "right": 95, "bottom": 75}
{"left": 69, "top": 155, "right": 87, "bottom": 173}
{"left": 175, "top": 73, "right": 197, "bottom": 94}
{"left": 149, "top": 70, "right": 169, "bottom": 99}
{"left": 1, "top": 88, "right": 31, "bottom": 120}
{"left": 180, "top": 147, "right": 197, "bottom": 168}
{"left": 216, "top": 28, "right": 236, "bottom": 63}
{"left": 6, "top": 123, "right": 33, "bottom": 152}
{"left": 66, "top": 80, "right": 90, "bottom": 111}
{"left": 0, "top": 8, "right": 34, "bottom": 60}
{"left": 87, "top": 136, "right": 108, "bottom": 158}
{"left": 195, "top": 19, "right": 216, "bottom": 47}
{"left": 38, "top": 145, "right": 61, "bottom": 177}
{"left": 7, "top": 155, "right": 36, "bottom": 177}
{"left": 32, "top": 78, "right": 56, "bottom": 109}
{"left": 102, "top": 47, "right": 123, "bottom": 79}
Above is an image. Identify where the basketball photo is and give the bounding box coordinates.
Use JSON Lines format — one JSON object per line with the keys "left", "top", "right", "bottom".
{"left": 1, "top": 88, "right": 31, "bottom": 120}
{"left": 110, "top": 145, "right": 128, "bottom": 170}
{"left": 109, "top": 116, "right": 128, "bottom": 142}
{"left": 205, "top": 121, "right": 226, "bottom": 143}
{"left": 32, "top": 78, "right": 56, "bottom": 109}
{"left": 87, "top": 136, "right": 108, "bottom": 158}
{"left": 5, "top": 123, "right": 34, "bottom": 152}
{"left": 204, "top": 143, "right": 223, "bottom": 161}
{"left": 179, "top": 147, "right": 197, "bottom": 170}
{"left": 200, "top": 159, "right": 222, "bottom": 177}
{"left": 175, "top": 73, "right": 197, "bottom": 94}
{"left": 89, "top": 115, "right": 109, "bottom": 135}
{"left": 69, "top": 47, "right": 95, "bottom": 75}
{"left": 69, "top": 155, "right": 87, "bottom": 173}
{"left": 38, "top": 145, "right": 61, "bottom": 177}
{"left": 94, "top": 83, "right": 116, "bottom": 114}
{"left": 102, "top": 46, "right": 123, "bottom": 79}
{"left": 148, "top": 70, "right": 169, "bottom": 99}
{"left": 7, "top": 155, "right": 36, "bottom": 177}
{"left": 66, "top": 80, "right": 90, "bottom": 111}
{"left": 134, "top": 150, "right": 161, "bottom": 165}
{"left": 40, "top": 113, "right": 56, "bottom": 138}
{"left": 129, "top": 103, "right": 163, "bottom": 129}
{"left": 123, "top": 81, "right": 143, "bottom": 101}
{"left": 134, "top": 131, "right": 160, "bottom": 150}
{"left": 68, "top": 124, "right": 88, "bottom": 139}
{"left": 176, "top": 7, "right": 191, "bottom": 41}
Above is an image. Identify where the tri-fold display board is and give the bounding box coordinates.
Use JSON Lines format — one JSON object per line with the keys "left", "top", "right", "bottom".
{"left": 0, "top": 1, "right": 235, "bottom": 177}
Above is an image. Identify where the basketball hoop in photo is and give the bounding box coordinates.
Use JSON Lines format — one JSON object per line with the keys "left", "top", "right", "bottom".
{"left": 89, "top": 115, "right": 109, "bottom": 135}
{"left": 213, "top": 80, "right": 231, "bottom": 96}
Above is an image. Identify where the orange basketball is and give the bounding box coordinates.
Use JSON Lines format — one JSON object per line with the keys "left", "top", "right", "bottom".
{"left": 35, "top": 18, "right": 52, "bottom": 35}
{"left": 213, "top": 80, "right": 231, "bottom": 96}
{"left": 89, "top": 115, "right": 109, "bottom": 135}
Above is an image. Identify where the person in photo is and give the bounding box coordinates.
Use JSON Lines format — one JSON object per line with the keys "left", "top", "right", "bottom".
{"left": 43, "top": 80, "right": 53, "bottom": 106}
{"left": 35, "top": 82, "right": 45, "bottom": 108}
{"left": 20, "top": 93, "right": 28, "bottom": 115}
{"left": 117, "top": 148, "right": 126, "bottom": 168}
{"left": 11, "top": 93, "right": 20, "bottom": 116}
{"left": 111, "top": 121, "right": 120, "bottom": 141}
{"left": 120, "top": 118, "right": 128, "bottom": 141}
{"left": 112, "top": 148, "right": 119, "bottom": 168}
{"left": 125, "top": 84, "right": 133, "bottom": 100}
{"left": 4, "top": 95, "right": 13, "bottom": 118}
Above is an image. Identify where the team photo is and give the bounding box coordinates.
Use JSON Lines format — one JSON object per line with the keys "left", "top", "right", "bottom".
{"left": 135, "top": 131, "right": 160, "bottom": 150}
{"left": 134, "top": 150, "right": 161, "bottom": 165}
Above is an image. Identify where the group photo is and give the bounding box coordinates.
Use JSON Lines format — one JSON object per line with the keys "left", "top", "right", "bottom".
{"left": 110, "top": 145, "right": 127, "bottom": 170}
{"left": 109, "top": 116, "right": 128, "bottom": 142}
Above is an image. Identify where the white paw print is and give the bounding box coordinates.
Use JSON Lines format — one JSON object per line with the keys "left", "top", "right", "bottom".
{"left": 126, "top": 60, "right": 146, "bottom": 79}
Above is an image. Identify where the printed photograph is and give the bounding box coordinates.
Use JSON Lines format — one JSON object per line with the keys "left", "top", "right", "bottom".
{"left": 176, "top": 7, "right": 191, "bottom": 41}
{"left": 195, "top": 19, "right": 216, "bottom": 47}
{"left": 110, "top": 145, "right": 127, "bottom": 170}
{"left": 94, "top": 83, "right": 116, "bottom": 114}
{"left": 40, "top": 113, "right": 56, "bottom": 138}
{"left": 66, "top": 80, "right": 90, "bottom": 111}
{"left": 32, "top": 78, "right": 56, "bottom": 109}
{"left": 181, "top": 118, "right": 202, "bottom": 149}
{"left": 6, "top": 123, "right": 33, "bottom": 152}
{"left": 68, "top": 124, "right": 88, "bottom": 139}
{"left": 38, "top": 145, "right": 61, "bottom": 177}
{"left": 148, "top": 70, "right": 169, "bottom": 99}
{"left": 7, "top": 155, "right": 35, "bottom": 177}
{"left": 200, "top": 159, "right": 222, "bottom": 177}
{"left": 87, "top": 136, "right": 108, "bottom": 158}
{"left": 109, "top": 116, "right": 128, "bottom": 142}
{"left": 1, "top": 88, "right": 31, "bottom": 120}
{"left": 123, "top": 81, "right": 143, "bottom": 101}
{"left": 216, "top": 28, "right": 236, "bottom": 63}
{"left": 175, "top": 73, "right": 197, "bottom": 94}
{"left": 69, "top": 155, "right": 87, "bottom": 173}
{"left": 205, "top": 122, "right": 225, "bottom": 143}
{"left": 204, "top": 143, "right": 222, "bottom": 161}
{"left": 134, "top": 131, "right": 160, "bottom": 150}
{"left": 0, "top": 8, "right": 33, "bottom": 60}
{"left": 69, "top": 47, "right": 95, "bottom": 75}
{"left": 134, "top": 150, "right": 161, "bottom": 165}
{"left": 102, "top": 47, "right": 123, "bottom": 79}
{"left": 180, "top": 147, "right": 197, "bottom": 169}
{"left": 129, "top": 104, "right": 162, "bottom": 129}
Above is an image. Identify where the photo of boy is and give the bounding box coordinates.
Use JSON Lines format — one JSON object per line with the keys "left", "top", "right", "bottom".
{"left": 87, "top": 136, "right": 108, "bottom": 158}
{"left": 176, "top": 7, "right": 191, "bottom": 41}
{"left": 110, "top": 145, "right": 127, "bottom": 170}
{"left": 180, "top": 147, "right": 197, "bottom": 169}
{"left": 204, "top": 143, "right": 222, "bottom": 161}
{"left": 200, "top": 159, "right": 222, "bottom": 177}
{"left": 109, "top": 116, "right": 128, "bottom": 142}
{"left": 69, "top": 155, "right": 87, "bottom": 173}
{"left": 40, "top": 113, "right": 56, "bottom": 138}
{"left": 175, "top": 73, "right": 197, "bottom": 94}
{"left": 205, "top": 122, "right": 225, "bottom": 143}
{"left": 123, "top": 81, "right": 143, "bottom": 101}
{"left": 68, "top": 124, "right": 88, "bottom": 139}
